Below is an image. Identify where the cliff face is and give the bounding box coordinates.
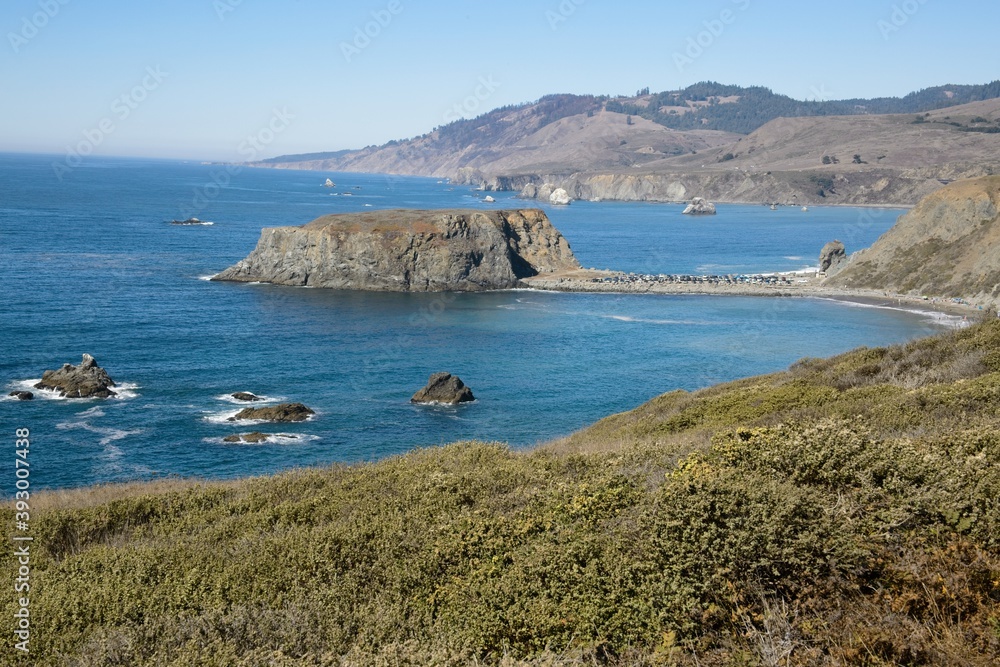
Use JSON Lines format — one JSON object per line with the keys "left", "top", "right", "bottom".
{"left": 827, "top": 176, "right": 1000, "bottom": 303}
{"left": 213, "top": 209, "right": 580, "bottom": 292}
{"left": 490, "top": 169, "right": 955, "bottom": 207}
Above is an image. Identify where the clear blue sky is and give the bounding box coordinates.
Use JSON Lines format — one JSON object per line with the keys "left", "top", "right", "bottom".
{"left": 2, "top": 0, "right": 998, "bottom": 161}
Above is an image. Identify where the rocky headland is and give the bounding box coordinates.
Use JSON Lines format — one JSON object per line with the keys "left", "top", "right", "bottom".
{"left": 827, "top": 176, "right": 1000, "bottom": 306}
{"left": 213, "top": 209, "right": 580, "bottom": 292}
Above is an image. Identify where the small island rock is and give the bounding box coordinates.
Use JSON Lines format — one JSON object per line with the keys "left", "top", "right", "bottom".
{"left": 549, "top": 188, "right": 572, "bottom": 206}
{"left": 231, "top": 392, "right": 263, "bottom": 402}
{"left": 682, "top": 197, "right": 717, "bottom": 215}
{"left": 212, "top": 208, "right": 580, "bottom": 292}
{"left": 819, "top": 240, "right": 847, "bottom": 274}
{"left": 8, "top": 391, "right": 33, "bottom": 401}
{"left": 227, "top": 403, "right": 315, "bottom": 422}
{"left": 411, "top": 373, "right": 475, "bottom": 405}
{"left": 34, "top": 354, "right": 117, "bottom": 398}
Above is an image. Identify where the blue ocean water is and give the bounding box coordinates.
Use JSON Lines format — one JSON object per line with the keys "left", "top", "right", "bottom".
{"left": 0, "top": 153, "right": 947, "bottom": 493}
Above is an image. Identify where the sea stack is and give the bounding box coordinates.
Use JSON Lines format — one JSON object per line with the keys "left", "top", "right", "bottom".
{"left": 411, "top": 373, "right": 475, "bottom": 405}
{"left": 34, "top": 354, "right": 117, "bottom": 398}
{"left": 213, "top": 209, "right": 580, "bottom": 292}
{"left": 682, "top": 197, "right": 717, "bottom": 215}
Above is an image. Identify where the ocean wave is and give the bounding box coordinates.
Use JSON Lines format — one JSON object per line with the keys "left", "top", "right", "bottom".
{"left": 198, "top": 274, "right": 219, "bottom": 281}
{"left": 203, "top": 409, "right": 244, "bottom": 424}
{"left": 4, "top": 379, "right": 140, "bottom": 401}
{"left": 113, "top": 383, "right": 141, "bottom": 400}
{"left": 816, "top": 298, "right": 969, "bottom": 328}
{"left": 603, "top": 314, "right": 715, "bottom": 326}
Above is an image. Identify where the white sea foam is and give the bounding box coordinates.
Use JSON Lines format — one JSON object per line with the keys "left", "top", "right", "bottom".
{"left": 198, "top": 274, "right": 219, "bottom": 281}
{"left": 816, "top": 298, "right": 969, "bottom": 329}
{"left": 214, "top": 393, "right": 284, "bottom": 405}
{"left": 784, "top": 256, "right": 803, "bottom": 261}
{"left": 203, "top": 409, "right": 244, "bottom": 424}
{"left": 112, "top": 383, "right": 141, "bottom": 400}
{"left": 4, "top": 379, "right": 64, "bottom": 400}
{"left": 604, "top": 314, "right": 711, "bottom": 326}
{"left": 56, "top": 418, "right": 142, "bottom": 446}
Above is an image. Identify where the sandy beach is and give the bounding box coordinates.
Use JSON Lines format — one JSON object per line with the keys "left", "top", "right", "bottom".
{"left": 522, "top": 268, "right": 983, "bottom": 322}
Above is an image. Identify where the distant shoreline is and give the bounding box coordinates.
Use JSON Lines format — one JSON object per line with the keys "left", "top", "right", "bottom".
{"left": 243, "top": 164, "right": 921, "bottom": 210}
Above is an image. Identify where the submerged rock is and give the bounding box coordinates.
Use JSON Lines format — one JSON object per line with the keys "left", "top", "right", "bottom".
{"left": 819, "top": 240, "right": 847, "bottom": 274}
{"left": 682, "top": 197, "right": 717, "bottom": 215}
{"left": 34, "top": 354, "right": 117, "bottom": 398}
{"left": 8, "top": 391, "right": 33, "bottom": 401}
{"left": 227, "top": 403, "right": 315, "bottom": 422}
{"left": 231, "top": 392, "right": 263, "bottom": 402}
{"left": 223, "top": 432, "right": 277, "bottom": 444}
{"left": 411, "top": 373, "right": 475, "bottom": 405}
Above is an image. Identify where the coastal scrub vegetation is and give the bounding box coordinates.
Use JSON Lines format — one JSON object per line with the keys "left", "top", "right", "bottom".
{"left": 6, "top": 321, "right": 1000, "bottom": 665}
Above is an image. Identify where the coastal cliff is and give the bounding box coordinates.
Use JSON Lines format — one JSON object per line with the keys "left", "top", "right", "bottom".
{"left": 827, "top": 176, "right": 1000, "bottom": 303}
{"left": 213, "top": 209, "right": 580, "bottom": 291}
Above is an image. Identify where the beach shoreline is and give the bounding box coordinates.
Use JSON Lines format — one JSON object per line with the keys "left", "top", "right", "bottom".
{"left": 522, "top": 269, "right": 981, "bottom": 322}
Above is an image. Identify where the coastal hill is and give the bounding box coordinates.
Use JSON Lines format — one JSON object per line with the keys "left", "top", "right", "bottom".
{"left": 260, "top": 99, "right": 741, "bottom": 180}
{"left": 213, "top": 208, "right": 580, "bottom": 291}
{"left": 828, "top": 175, "right": 1000, "bottom": 303}
{"left": 509, "top": 98, "right": 1000, "bottom": 206}
{"left": 254, "top": 82, "right": 1000, "bottom": 206}
{"left": 8, "top": 320, "right": 1000, "bottom": 664}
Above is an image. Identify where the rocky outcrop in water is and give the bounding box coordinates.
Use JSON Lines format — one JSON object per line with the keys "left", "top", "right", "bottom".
{"left": 228, "top": 403, "right": 315, "bottom": 422}
{"left": 34, "top": 354, "right": 117, "bottom": 398}
{"left": 224, "top": 432, "right": 274, "bottom": 443}
{"left": 682, "top": 197, "right": 717, "bottom": 215}
{"left": 411, "top": 373, "right": 475, "bottom": 405}
{"left": 550, "top": 188, "right": 572, "bottom": 205}
{"left": 8, "top": 391, "right": 33, "bottom": 401}
{"left": 231, "top": 392, "right": 263, "bottom": 402}
{"left": 213, "top": 209, "right": 580, "bottom": 292}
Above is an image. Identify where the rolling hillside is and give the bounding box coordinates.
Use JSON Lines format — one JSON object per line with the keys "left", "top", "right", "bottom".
{"left": 255, "top": 83, "right": 1000, "bottom": 206}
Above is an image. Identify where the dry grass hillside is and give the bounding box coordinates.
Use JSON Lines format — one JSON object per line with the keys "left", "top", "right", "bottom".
{"left": 674, "top": 98, "right": 1000, "bottom": 177}
{"left": 829, "top": 176, "right": 1000, "bottom": 303}
{"left": 264, "top": 109, "right": 738, "bottom": 180}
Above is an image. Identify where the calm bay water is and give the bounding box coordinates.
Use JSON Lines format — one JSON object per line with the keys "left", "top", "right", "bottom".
{"left": 0, "top": 153, "right": 944, "bottom": 493}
